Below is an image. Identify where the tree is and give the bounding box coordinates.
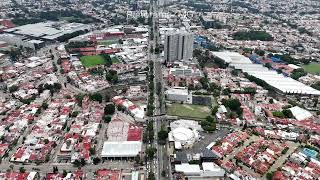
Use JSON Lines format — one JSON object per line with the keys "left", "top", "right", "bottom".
{"left": 105, "top": 70, "right": 118, "bottom": 84}
{"left": 264, "top": 63, "right": 272, "bottom": 69}
{"left": 103, "top": 115, "right": 112, "bottom": 123}
{"left": 231, "top": 69, "right": 240, "bottom": 76}
{"left": 134, "top": 155, "right": 140, "bottom": 164}
{"left": 93, "top": 157, "right": 101, "bottom": 165}
{"left": 75, "top": 94, "right": 85, "bottom": 107}
{"left": 148, "top": 171, "right": 155, "bottom": 180}
{"left": 9, "top": 85, "right": 19, "bottom": 93}
{"left": 211, "top": 106, "right": 219, "bottom": 115}
{"left": 89, "top": 146, "right": 95, "bottom": 155}
{"left": 62, "top": 170, "right": 68, "bottom": 177}
{"left": 222, "top": 88, "right": 231, "bottom": 95}
{"left": 52, "top": 62, "right": 58, "bottom": 72}
{"left": 158, "top": 128, "right": 168, "bottom": 144}
{"left": 255, "top": 49, "right": 265, "bottom": 56}
{"left": 161, "top": 170, "right": 166, "bottom": 177}
{"left": 269, "top": 98, "right": 274, "bottom": 104}
{"left": 223, "top": 98, "right": 242, "bottom": 117}
{"left": 73, "top": 158, "right": 86, "bottom": 167}
{"left": 104, "top": 104, "right": 115, "bottom": 115}
{"left": 73, "top": 159, "right": 81, "bottom": 167}
{"left": 101, "top": 52, "right": 112, "bottom": 67}
{"left": 9, "top": 48, "right": 21, "bottom": 61}
{"left": 71, "top": 111, "right": 79, "bottom": 117}
{"left": 206, "top": 116, "right": 215, "bottom": 123}
{"left": 45, "top": 154, "right": 50, "bottom": 162}
{"left": 233, "top": 31, "right": 273, "bottom": 41}
{"left": 89, "top": 93, "right": 103, "bottom": 103}
{"left": 146, "top": 147, "right": 157, "bottom": 160}
{"left": 223, "top": 98, "right": 241, "bottom": 112}
{"left": 19, "top": 167, "right": 26, "bottom": 173}
{"left": 282, "top": 109, "right": 293, "bottom": 118}
{"left": 42, "top": 102, "right": 49, "bottom": 109}
{"left": 266, "top": 172, "right": 275, "bottom": 180}
{"left": 290, "top": 68, "right": 307, "bottom": 80}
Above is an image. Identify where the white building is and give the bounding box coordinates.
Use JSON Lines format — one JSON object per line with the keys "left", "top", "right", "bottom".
{"left": 165, "top": 87, "right": 192, "bottom": 103}
{"left": 101, "top": 141, "right": 142, "bottom": 159}
{"left": 212, "top": 51, "right": 320, "bottom": 96}
{"left": 164, "top": 31, "right": 194, "bottom": 64}
{"left": 169, "top": 127, "right": 199, "bottom": 149}
{"left": 175, "top": 162, "right": 225, "bottom": 179}
{"left": 0, "top": 34, "right": 44, "bottom": 50}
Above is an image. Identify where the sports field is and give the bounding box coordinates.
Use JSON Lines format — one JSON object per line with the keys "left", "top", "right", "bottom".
{"left": 80, "top": 55, "right": 106, "bottom": 67}
{"left": 167, "top": 103, "right": 210, "bottom": 120}
{"left": 302, "top": 63, "right": 320, "bottom": 74}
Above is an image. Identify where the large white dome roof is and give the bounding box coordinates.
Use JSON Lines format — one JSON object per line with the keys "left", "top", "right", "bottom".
{"left": 171, "top": 127, "right": 194, "bottom": 142}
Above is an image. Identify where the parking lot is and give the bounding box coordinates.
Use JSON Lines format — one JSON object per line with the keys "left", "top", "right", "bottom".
{"left": 185, "top": 127, "right": 231, "bottom": 154}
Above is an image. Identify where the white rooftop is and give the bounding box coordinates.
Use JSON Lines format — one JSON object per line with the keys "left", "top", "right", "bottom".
{"left": 175, "top": 163, "right": 201, "bottom": 175}
{"left": 289, "top": 106, "right": 313, "bottom": 121}
{"left": 165, "top": 87, "right": 188, "bottom": 96}
{"left": 4, "top": 21, "right": 89, "bottom": 40}
{"left": 215, "top": 51, "right": 320, "bottom": 96}
{"left": 211, "top": 51, "right": 252, "bottom": 64}
{"left": 101, "top": 141, "right": 142, "bottom": 157}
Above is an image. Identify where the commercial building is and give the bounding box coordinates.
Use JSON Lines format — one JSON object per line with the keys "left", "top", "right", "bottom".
{"left": 164, "top": 31, "right": 194, "bottom": 64}
{"left": 175, "top": 162, "right": 225, "bottom": 179}
{"left": 101, "top": 141, "right": 142, "bottom": 159}
{"left": 4, "top": 21, "right": 90, "bottom": 41}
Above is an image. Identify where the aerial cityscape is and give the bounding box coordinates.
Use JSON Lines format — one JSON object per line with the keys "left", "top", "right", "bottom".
{"left": 0, "top": 0, "right": 319, "bottom": 179}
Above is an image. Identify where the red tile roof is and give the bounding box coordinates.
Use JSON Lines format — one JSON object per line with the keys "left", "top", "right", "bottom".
{"left": 96, "top": 169, "right": 121, "bottom": 180}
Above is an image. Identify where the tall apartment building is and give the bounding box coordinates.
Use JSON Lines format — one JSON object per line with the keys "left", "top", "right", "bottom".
{"left": 164, "top": 31, "right": 194, "bottom": 64}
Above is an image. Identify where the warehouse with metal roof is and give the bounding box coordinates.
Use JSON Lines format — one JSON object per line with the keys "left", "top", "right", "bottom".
{"left": 212, "top": 51, "right": 320, "bottom": 96}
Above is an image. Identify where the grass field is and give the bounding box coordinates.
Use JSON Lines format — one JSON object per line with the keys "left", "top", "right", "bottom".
{"left": 167, "top": 103, "right": 210, "bottom": 120}
{"left": 80, "top": 55, "right": 106, "bottom": 67}
{"left": 303, "top": 63, "right": 320, "bottom": 74}
{"left": 98, "top": 40, "right": 117, "bottom": 46}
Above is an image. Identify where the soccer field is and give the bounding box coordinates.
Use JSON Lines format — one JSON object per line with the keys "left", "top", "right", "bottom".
{"left": 80, "top": 55, "right": 106, "bottom": 67}
{"left": 303, "top": 63, "right": 320, "bottom": 74}
{"left": 167, "top": 103, "right": 210, "bottom": 120}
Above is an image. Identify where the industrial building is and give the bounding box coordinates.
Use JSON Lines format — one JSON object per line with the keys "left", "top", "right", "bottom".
{"left": 164, "top": 31, "right": 194, "bottom": 64}
{"left": 212, "top": 51, "right": 320, "bottom": 96}
{"left": 0, "top": 34, "right": 45, "bottom": 50}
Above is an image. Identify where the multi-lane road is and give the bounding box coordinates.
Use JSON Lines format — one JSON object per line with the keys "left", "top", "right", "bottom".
{"left": 147, "top": 0, "right": 172, "bottom": 180}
